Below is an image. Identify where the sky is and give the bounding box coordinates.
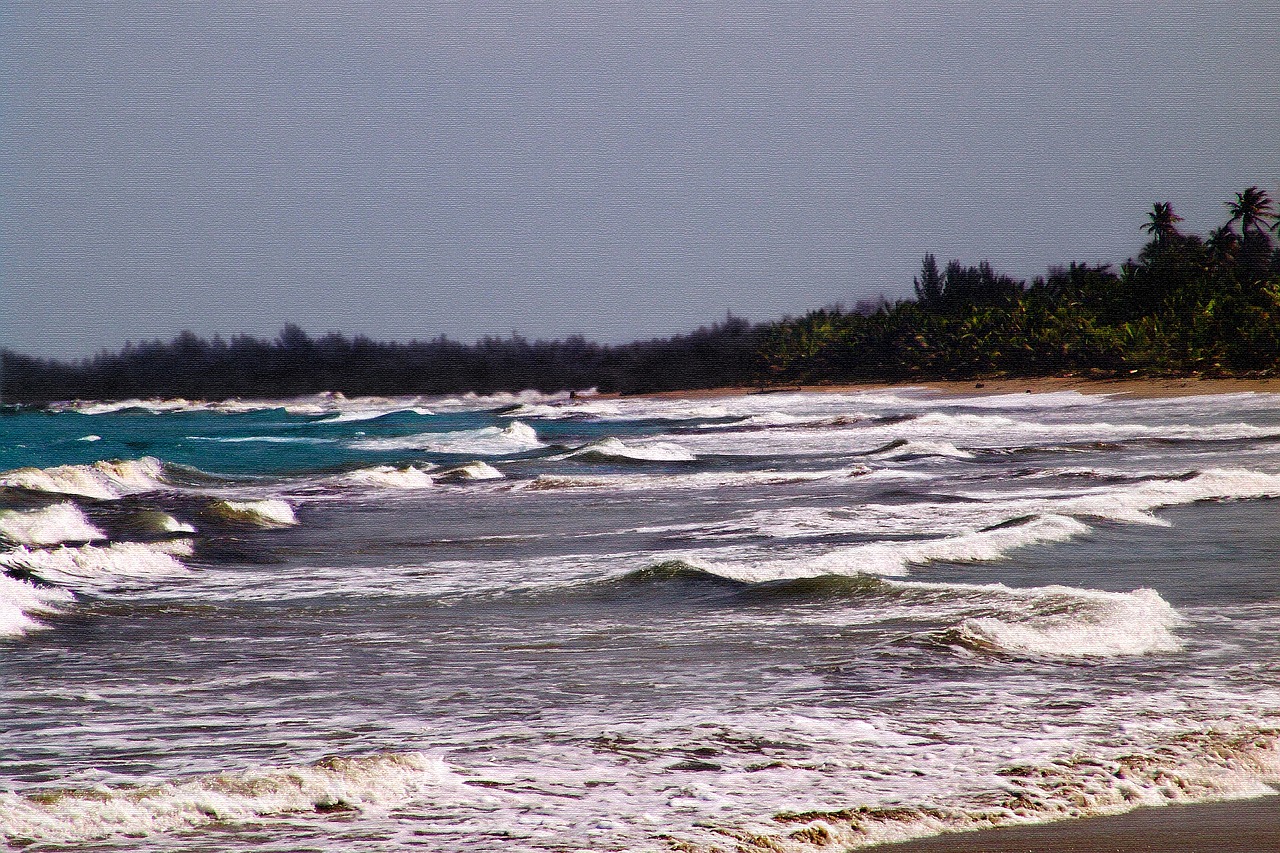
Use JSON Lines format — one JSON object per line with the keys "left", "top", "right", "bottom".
{"left": 4, "top": 2, "right": 1279, "bottom": 359}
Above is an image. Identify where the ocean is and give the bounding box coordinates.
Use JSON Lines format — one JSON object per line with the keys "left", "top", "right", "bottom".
{"left": 1, "top": 386, "right": 1278, "bottom": 850}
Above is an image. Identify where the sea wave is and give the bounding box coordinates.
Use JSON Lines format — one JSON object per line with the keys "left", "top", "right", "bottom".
{"left": 935, "top": 584, "right": 1183, "bottom": 658}
{"left": 0, "top": 540, "right": 194, "bottom": 588}
{"left": 0, "top": 503, "right": 105, "bottom": 546}
{"left": 206, "top": 498, "right": 299, "bottom": 528}
{"left": 519, "top": 466, "right": 871, "bottom": 493}
{"left": 338, "top": 464, "right": 437, "bottom": 490}
{"left": 679, "top": 514, "right": 1092, "bottom": 582}
{"left": 0, "top": 752, "right": 463, "bottom": 844}
{"left": 563, "top": 437, "right": 697, "bottom": 463}
{"left": 0, "top": 457, "right": 170, "bottom": 500}
{"left": 350, "top": 420, "right": 543, "bottom": 454}
{"left": 865, "top": 438, "right": 974, "bottom": 459}
{"left": 0, "top": 573, "right": 71, "bottom": 638}
{"left": 434, "top": 461, "right": 505, "bottom": 482}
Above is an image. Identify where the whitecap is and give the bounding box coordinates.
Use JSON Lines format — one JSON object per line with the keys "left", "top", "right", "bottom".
{"left": 0, "top": 503, "right": 105, "bottom": 546}
{"left": 206, "top": 499, "right": 299, "bottom": 527}
{"left": 947, "top": 585, "right": 1183, "bottom": 658}
{"left": 340, "top": 465, "right": 436, "bottom": 490}
{"left": 565, "top": 437, "right": 697, "bottom": 463}
{"left": 681, "top": 514, "right": 1091, "bottom": 583}
{"left": 0, "top": 752, "right": 466, "bottom": 843}
{"left": 0, "top": 540, "right": 193, "bottom": 587}
{"left": 0, "top": 573, "right": 71, "bottom": 638}
{"left": 0, "top": 457, "right": 170, "bottom": 500}
{"left": 434, "top": 461, "right": 505, "bottom": 482}
{"left": 351, "top": 420, "right": 543, "bottom": 454}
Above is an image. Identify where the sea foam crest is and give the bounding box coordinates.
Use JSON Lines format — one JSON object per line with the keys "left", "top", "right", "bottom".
{"left": 866, "top": 438, "right": 974, "bottom": 459}
{"left": 0, "top": 574, "right": 72, "bottom": 638}
{"left": 0, "top": 457, "right": 170, "bottom": 500}
{"left": 0, "top": 540, "right": 193, "bottom": 588}
{"left": 1053, "top": 467, "right": 1280, "bottom": 525}
{"left": 435, "top": 461, "right": 504, "bottom": 482}
{"left": 340, "top": 465, "right": 436, "bottom": 490}
{"left": 206, "top": 499, "right": 299, "bottom": 528}
{"left": 0, "top": 752, "right": 464, "bottom": 844}
{"left": 351, "top": 420, "right": 543, "bottom": 454}
{"left": 0, "top": 503, "right": 105, "bottom": 546}
{"left": 944, "top": 585, "right": 1182, "bottom": 658}
{"left": 566, "top": 437, "right": 697, "bottom": 463}
{"left": 521, "top": 466, "right": 870, "bottom": 493}
{"left": 683, "top": 514, "right": 1091, "bottom": 583}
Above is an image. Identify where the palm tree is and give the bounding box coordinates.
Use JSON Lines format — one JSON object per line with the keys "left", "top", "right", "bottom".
{"left": 1207, "top": 224, "right": 1239, "bottom": 258}
{"left": 1142, "top": 202, "right": 1184, "bottom": 242}
{"left": 1225, "top": 186, "right": 1277, "bottom": 240}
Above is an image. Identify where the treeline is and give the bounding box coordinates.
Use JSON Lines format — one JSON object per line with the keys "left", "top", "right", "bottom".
{"left": 1, "top": 317, "right": 767, "bottom": 404}
{"left": 762, "top": 187, "right": 1280, "bottom": 381}
{"left": 5, "top": 186, "right": 1280, "bottom": 403}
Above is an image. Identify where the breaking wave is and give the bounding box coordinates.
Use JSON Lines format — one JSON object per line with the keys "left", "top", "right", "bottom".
{"left": 339, "top": 465, "right": 437, "bottom": 490}
{"left": 937, "top": 585, "right": 1183, "bottom": 658}
{"left": 520, "top": 466, "right": 870, "bottom": 493}
{"left": 0, "top": 752, "right": 460, "bottom": 844}
{"left": 564, "top": 437, "right": 697, "bottom": 463}
{"left": 0, "top": 457, "right": 170, "bottom": 500}
{"left": 206, "top": 499, "right": 299, "bottom": 528}
{"left": 0, "top": 540, "right": 193, "bottom": 588}
{"left": 680, "top": 514, "right": 1092, "bottom": 583}
{"left": 0, "top": 573, "right": 71, "bottom": 638}
{"left": 434, "top": 461, "right": 504, "bottom": 482}
{"left": 865, "top": 438, "right": 974, "bottom": 459}
{"left": 350, "top": 420, "right": 543, "bottom": 454}
{"left": 0, "top": 503, "right": 105, "bottom": 546}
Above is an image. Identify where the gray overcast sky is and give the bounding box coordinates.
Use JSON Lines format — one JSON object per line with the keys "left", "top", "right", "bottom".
{"left": 4, "top": 1, "right": 1278, "bottom": 358}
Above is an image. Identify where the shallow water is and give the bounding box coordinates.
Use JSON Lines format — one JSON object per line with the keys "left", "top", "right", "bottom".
{"left": 1, "top": 388, "right": 1278, "bottom": 850}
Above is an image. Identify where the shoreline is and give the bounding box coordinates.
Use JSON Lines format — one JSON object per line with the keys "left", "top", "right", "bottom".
{"left": 865, "top": 795, "right": 1280, "bottom": 852}
{"left": 629, "top": 375, "right": 1280, "bottom": 402}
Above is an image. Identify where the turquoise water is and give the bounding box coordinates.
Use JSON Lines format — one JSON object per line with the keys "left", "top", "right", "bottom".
{"left": 1, "top": 388, "right": 1278, "bottom": 850}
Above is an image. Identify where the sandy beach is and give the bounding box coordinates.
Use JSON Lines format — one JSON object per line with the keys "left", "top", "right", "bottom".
{"left": 869, "top": 796, "right": 1280, "bottom": 852}
{"left": 632, "top": 375, "right": 1280, "bottom": 402}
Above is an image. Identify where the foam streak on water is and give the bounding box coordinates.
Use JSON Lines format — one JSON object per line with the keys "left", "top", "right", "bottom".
{"left": 3, "top": 387, "right": 1280, "bottom": 850}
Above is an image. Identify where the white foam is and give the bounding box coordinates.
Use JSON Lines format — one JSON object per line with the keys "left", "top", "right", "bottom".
{"left": 0, "top": 540, "right": 193, "bottom": 587}
{"left": 321, "top": 406, "right": 435, "bottom": 423}
{"left": 340, "top": 465, "right": 436, "bottom": 490}
{"left": 0, "top": 503, "right": 105, "bottom": 546}
{"left": 130, "top": 511, "right": 197, "bottom": 535}
{"left": 0, "top": 457, "right": 169, "bottom": 500}
{"left": 565, "top": 437, "right": 697, "bottom": 463}
{"left": 868, "top": 439, "right": 974, "bottom": 459}
{"left": 949, "top": 585, "right": 1183, "bottom": 658}
{"left": 0, "top": 573, "right": 71, "bottom": 638}
{"left": 435, "top": 461, "right": 505, "bottom": 482}
{"left": 519, "top": 466, "right": 870, "bottom": 493}
{"left": 351, "top": 420, "right": 543, "bottom": 454}
{"left": 206, "top": 498, "right": 299, "bottom": 527}
{"left": 683, "top": 514, "right": 1091, "bottom": 583}
{"left": 0, "top": 752, "right": 467, "bottom": 844}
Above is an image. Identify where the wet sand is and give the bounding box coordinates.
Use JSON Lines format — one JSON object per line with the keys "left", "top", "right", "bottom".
{"left": 868, "top": 796, "right": 1280, "bottom": 852}
{"left": 632, "top": 375, "right": 1280, "bottom": 402}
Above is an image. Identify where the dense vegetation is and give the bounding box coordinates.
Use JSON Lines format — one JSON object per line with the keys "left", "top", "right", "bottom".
{"left": 761, "top": 187, "right": 1280, "bottom": 382}
{"left": 1, "top": 317, "right": 768, "bottom": 403}
{"left": 3, "top": 186, "right": 1278, "bottom": 404}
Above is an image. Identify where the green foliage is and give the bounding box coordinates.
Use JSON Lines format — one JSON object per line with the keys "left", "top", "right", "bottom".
{"left": 766, "top": 190, "right": 1280, "bottom": 382}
